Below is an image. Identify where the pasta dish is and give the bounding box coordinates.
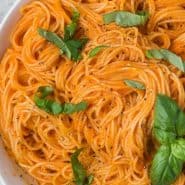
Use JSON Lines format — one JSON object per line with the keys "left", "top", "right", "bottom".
{"left": 1, "top": 0, "right": 185, "bottom": 185}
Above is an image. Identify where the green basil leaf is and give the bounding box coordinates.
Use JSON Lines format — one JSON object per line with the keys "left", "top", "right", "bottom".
{"left": 63, "top": 102, "right": 88, "bottom": 114}
{"left": 37, "top": 86, "right": 54, "bottom": 98}
{"left": 34, "top": 95, "right": 49, "bottom": 111}
{"left": 38, "top": 28, "right": 88, "bottom": 61}
{"left": 64, "top": 22, "right": 78, "bottom": 41}
{"left": 34, "top": 96, "right": 63, "bottom": 115}
{"left": 72, "top": 11, "right": 80, "bottom": 22}
{"left": 64, "top": 11, "right": 80, "bottom": 41}
{"left": 71, "top": 149, "right": 86, "bottom": 185}
{"left": 71, "top": 149, "right": 94, "bottom": 185}
{"left": 89, "top": 45, "right": 108, "bottom": 58}
{"left": 171, "top": 139, "right": 185, "bottom": 161}
{"left": 50, "top": 101, "right": 64, "bottom": 115}
{"left": 38, "top": 12, "right": 88, "bottom": 62}
{"left": 150, "top": 145, "right": 183, "bottom": 185}
{"left": 66, "top": 41, "right": 81, "bottom": 61}
{"left": 34, "top": 86, "right": 88, "bottom": 115}
{"left": 34, "top": 86, "right": 58, "bottom": 114}
{"left": 38, "top": 28, "right": 72, "bottom": 59}
{"left": 146, "top": 49, "right": 185, "bottom": 72}
{"left": 146, "top": 50, "right": 164, "bottom": 59}
{"left": 124, "top": 79, "right": 145, "bottom": 90}
{"left": 66, "top": 40, "right": 84, "bottom": 49}
{"left": 34, "top": 96, "right": 87, "bottom": 115}
{"left": 66, "top": 38, "right": 88, "bottom": 61}
{"left": 153, "top": 94, "right": 185, "bottom": 144}
{"left": 103, "top": 11, "right": 149, "bottom": 27}
{"left": 103, "top": 11, "right": 118, "bottom": 24}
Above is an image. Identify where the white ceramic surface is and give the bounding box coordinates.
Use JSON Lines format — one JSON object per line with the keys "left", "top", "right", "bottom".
{"left": 0, "top": 1, "right": 15, "bottom": 22}
{"left": 0, "top": 1, "right": 37, "bottom": 185}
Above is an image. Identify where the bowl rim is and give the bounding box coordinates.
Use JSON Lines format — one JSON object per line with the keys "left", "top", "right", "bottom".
{"left": 0, "top": 0, "right": 22, "bottom": 30}
{"left": 0, "top": 0, "right": 27, "bottom": 58}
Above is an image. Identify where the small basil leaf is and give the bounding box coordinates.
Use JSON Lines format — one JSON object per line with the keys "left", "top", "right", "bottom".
{"left": 89, "top": 45, "right": 108, "bottom": 58}
{"left": 150, "top": 145, "right": 183, "bottom": 185}
{"left": 124, "top": 79, "right": 145, "bottom": 90}
{"left": 63, "top": 102, "right": 88, "bottom": 114}
{"left": 50, "top": 102, "right": 63, "bottom": 115}
{"left": 153, "top": 94, "right": 185, "bottom": 144}
{"left": 171, "top": 139, "right": 185, "bottom": 161}
{"left": 103, "top": 11, "right": 149, "bottom": 27}
{"left": 66, "top": 40, "right": 84, "bottom": 49}
{"left": 66, "top": 41, "right": 81, "bottom": 61}
{"left": 34, "top": 96, "right": 62, "bottom": 115}
{"left": 64, "top": 22, "right": 77, "bottom": 41}
{"left": 103, "top": 11, "right": 118, "bottom": 24}
{"left": 38, "top": 28, "right": 72, "bottom": 59}
{"left": 71, "top": 149, "right": 94, "bottom": 185}
{"left": 66, "top": 38, "right": 88, "bottom": 61}
{"left": 146, "top": 50, "right": 164, "bottom": 60}
{"left": 38, "top": 12, "right": 88, "bottom": 62}
{"left": 64, "top": 11, "right": 80, "bottom": 40}
{"left": 34, "top": 87, "right": 88, "bottom": 115}
{"left": 37, "top": 86, "right": 54, "bottom": 98}
{"left": 146, "top": 49, "right": 185, "bottom": 72}
{"left": 34, "top": 95, "right": 47, "bottom": 110}
{"left": 35, "top": 97, "right": 88, "bottom": 115}
{"left": 38, "top": 28, "right": 88, "bottom": 61}
{"left": 71, "top": 149, "right": 86, "bottom": 185}
{"left": 72, "top": 11, "right": 80, "bottom": 22}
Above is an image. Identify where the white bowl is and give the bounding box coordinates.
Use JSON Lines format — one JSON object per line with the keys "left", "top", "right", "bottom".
{"left": 0, "top": 0, "right": 27, "bottom": 58}
{"left": 0, "top": 1, "right": 37, "bottom": 185}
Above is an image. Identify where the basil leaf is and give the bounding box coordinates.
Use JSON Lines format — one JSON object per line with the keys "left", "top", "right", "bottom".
{"left": 34, "top": 86, "right": 88, "bottom": 115}
{"left": 66, "top": 38, "right": 88, "bottom": 61}
{"left": 34, "top": 96, "right": 51, "bottom": 112}
{"left": 171, "top": 139, "right": 185, "bottom": 161}
{"left": 103, "top": 11, "right": 149, "bottom": 27}
{"left": 71, "top": 149, "right": 86, "bottom": 185}
{"left": 34, "top": 96, "right": 63, "bottom": 115}
{"left": 37, "top": 86, "right": 54, "bottom": 98}
{"left": 63, "top": 102, "right": 88, "bottom": 114}
{"left": 38, "top": 12, "right": 88, "bottom": 62}
{"left": 146, "top": 49, "right": 164, "bottom": 59}
{"left": 150, "top": 145, "right": 183, "bottom": 185}
{"left": 38, "top": 28, "right": 72, "bottom": 59}
{"left": 38, "top": 28, "right": 88, "bottom": 61}
{"left": 146, "top": 49, "right": 185, "bottom": 72}
{"left": 71, "top": 149, "right": 94, "bottom": 185}
{"left": 151, "top": 94, "right": 185, "bottom": 185}
{"left": 124, "top": 79, "right": 145, "bottom": 90}
{"left": 89, "top": 45, "right": 108, "bottom": 58}
{"left": 153, "top": 94, "right": 185, "bottom": 144}
{"left": 103, "top": 11, "right": 118, "bottom": 24}
{"left": 64, "top": 11, "right": 80, "bottom": 41}
{"left": 35, "top": 96, "right": 87, "bottom": 115}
